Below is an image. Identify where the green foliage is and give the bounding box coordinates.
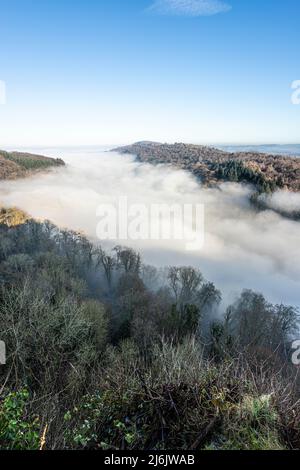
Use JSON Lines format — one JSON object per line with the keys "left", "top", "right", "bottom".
{"left": 162, "top": 304, "right": 200, "bottom": 340}
{"left": 64, "top": 390, "right": 141, "bottom": 449}
{"left": 217, "top": 395, "right": 284, "bottom": 450}
{"left": 1, "top": 150, "right": 64, "bottom": 171}
{"left": 0, "top": 389, "right": 39, "bottom": 450}
{"left": 213, "top": 160, "right": 281, "bottom": 193}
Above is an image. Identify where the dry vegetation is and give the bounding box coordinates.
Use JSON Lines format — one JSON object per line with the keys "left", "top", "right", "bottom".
{"left": 0, "top": 150, "right": 65, "bottom": 180}
{"left": 0, "top": 219, "right": 299, "bottom": 450}
{"left": 0, "top": 208, "right": 30, "bottom": 227}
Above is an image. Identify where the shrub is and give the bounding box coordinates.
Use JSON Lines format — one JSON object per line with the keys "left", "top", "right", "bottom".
{"left": 0, "top": 389, "right": 40, "bottom": 450}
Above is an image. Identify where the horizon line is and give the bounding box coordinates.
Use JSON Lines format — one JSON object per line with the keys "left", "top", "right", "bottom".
{"left": 2, "top": 141, "right": 300, "bottom": 149}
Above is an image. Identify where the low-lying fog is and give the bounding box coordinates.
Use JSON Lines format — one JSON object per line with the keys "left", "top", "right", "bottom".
{"left": 0, "top": 147, "right": 299, "bottom": 308}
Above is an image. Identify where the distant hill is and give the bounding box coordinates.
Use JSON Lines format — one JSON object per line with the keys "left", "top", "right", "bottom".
{"left": 219, "top": 144, "right": 300, "bottom": 157}
{"left": 0, "top": 150, "right": 65, "bottom": 180}
{"left": 115, "top": 142, "right": 300, "bottom": 193}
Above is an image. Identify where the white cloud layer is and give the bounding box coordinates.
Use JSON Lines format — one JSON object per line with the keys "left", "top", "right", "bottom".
{"left": 147, "top": 0, "right": 232, "bottom": 16}
{"left": 1, "top": 147, "right": 299, "bottom": 310}
{"left": 259, "top": 191, "right": 300, "bottom": 214}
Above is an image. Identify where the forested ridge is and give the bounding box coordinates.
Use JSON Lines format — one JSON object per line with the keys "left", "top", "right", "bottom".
{"left": 0, "top": 150, "right": 64, "bottom": 180}
{"left": 116, "top": 142, "right": 300, "bottom": 193}
{"left": 0, "top": 218, "right": 299, "bottom": 450}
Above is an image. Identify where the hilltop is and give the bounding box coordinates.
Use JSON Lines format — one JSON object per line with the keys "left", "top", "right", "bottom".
{"left": 115, "top": 142, "right": 300, "bottom": 193}
{"left": 0, "top": 150, "right": 65, "bottom": 180}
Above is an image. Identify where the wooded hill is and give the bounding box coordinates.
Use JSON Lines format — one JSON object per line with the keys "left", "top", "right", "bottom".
{"left": 0, "top": 150, "right": 65, "bottom": 180}
{"left": 115, "top": 142, "right": 300, "bottom": 193}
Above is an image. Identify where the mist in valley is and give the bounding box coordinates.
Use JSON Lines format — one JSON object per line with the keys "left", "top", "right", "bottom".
{"left": 0, "top": 146, "right": 299, "bottom": 308}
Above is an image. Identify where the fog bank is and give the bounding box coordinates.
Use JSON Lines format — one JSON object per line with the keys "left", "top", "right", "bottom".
{"left": 0, "top": 147, "right": 299, "bottom": 307}
{"left": 259, "top": 191, "right": 300, "bottom": 214}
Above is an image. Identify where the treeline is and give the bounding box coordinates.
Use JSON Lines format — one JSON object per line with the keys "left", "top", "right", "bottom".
{"left": 116, "top": 142, "right": 300, "bottom": 192}
{"left": 212, "top": 160, "right": 283, "bottom": 193}
{"left": 0, "top": 220, "right": 299, "bottom": 450}
{"left": 0, "top": 150, "right": 64, "bottom": 179}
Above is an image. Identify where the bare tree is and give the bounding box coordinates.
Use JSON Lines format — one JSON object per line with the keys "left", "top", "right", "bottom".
{"left": 167, "top": 266, "right": 203, "bottom": 307}
{"left": 114, "top": 246, "right": 141, "bottom": 274}
{"left": 94, "top": 247, "right": 116, "bottom": 287}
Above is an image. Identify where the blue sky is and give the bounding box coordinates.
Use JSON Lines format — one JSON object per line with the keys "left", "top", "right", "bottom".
{"left": 0, "top": 0, "right": 299, "bottom": 146}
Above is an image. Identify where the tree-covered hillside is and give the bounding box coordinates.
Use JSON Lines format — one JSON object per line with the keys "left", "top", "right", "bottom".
{"left": 115, "top": 142, "right": 300, "bottom": 193}
{"left": 0, "top": 219, "right": 299, "bottom": 450}
{"left": 0, "top": 150, "right": 65, "bottom": 180}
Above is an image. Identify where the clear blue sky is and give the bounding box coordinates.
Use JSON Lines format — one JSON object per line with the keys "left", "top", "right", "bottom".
{"left": 0, "top": 0, "right": 299, "bottom": 146}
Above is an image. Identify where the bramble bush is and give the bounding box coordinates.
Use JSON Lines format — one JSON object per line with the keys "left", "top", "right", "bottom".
{"left": 0, "top": 389, "right": 39, "bottom": 450}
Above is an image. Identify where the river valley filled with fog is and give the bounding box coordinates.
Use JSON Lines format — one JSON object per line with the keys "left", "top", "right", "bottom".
{"left": 0, "top": 146, "right": 299, "bottom": 308}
